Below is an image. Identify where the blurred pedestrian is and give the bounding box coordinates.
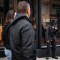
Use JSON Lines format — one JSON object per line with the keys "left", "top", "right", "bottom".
{"left": 46, "top": 20, "right": 58, "bottom": 59}
{"left": 3, "top": 9, "right": 14, "bottom": 60}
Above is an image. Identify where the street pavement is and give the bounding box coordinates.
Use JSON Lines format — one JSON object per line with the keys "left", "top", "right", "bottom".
{"left": 0, "top": 57, "right": 60, "bottom": 60}
{"left": 0, "top": 57, "right": 7, "bottom": 60}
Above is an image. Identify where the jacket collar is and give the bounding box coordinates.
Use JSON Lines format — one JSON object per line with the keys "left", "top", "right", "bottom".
{"left": 14, "top": 13, "right": 27, "bottom": 21}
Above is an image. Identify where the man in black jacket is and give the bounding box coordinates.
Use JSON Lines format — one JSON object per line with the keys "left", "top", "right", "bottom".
{"left": 46, "top": 20, "right": 58, "bottom": 59}
{"left": 10, "top": 1, "right": 36, "bottom": 60}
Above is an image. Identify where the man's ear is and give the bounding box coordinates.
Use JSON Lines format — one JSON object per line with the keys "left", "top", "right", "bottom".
{"left": 26, "top": 8, "right": 30, "bottom": 18}
{"left": 26, "top": 10, "right": 29, "bottom": 17}
{"left": 26, "top": 11, "right": 28, "bottom": 14}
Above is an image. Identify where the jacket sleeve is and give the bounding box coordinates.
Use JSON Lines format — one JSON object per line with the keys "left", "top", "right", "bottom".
{"left": 20, "top": 23, "right": 36, "bottom": 60}
{"left": 45, "top": 25, "right": 50, "bottom": 42}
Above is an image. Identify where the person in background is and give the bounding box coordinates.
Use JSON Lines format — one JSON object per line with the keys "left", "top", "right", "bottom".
{"left": 46, "top": 20, "right": 58, "bottom": 59}
{"left": 3, "top": 9, "right": 14, "bottom": 60}
{"left": 10, "top": 1, "right": 36, "bottom": 60}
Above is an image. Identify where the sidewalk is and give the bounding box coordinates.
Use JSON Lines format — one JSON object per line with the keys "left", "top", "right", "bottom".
{"left": 36, "top": 57, "right": 60, "bottom": 60}
{"left": 0, "top": 57, "right": 7, "bottom": 60}
{"left": 0, "top": 57, "right": 60, "bottom": 60}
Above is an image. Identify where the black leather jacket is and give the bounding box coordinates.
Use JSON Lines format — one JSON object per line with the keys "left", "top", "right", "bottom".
{"left": 10, "top": 13, "right": 36, "bottom": 60}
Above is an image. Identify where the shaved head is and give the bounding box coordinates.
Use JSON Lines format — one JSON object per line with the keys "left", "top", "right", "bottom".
{"left": 17, "top": 1, "right": 30, "bottom": 17}
{"left": 18, "top": 1, "right": 30, "bottom": 13}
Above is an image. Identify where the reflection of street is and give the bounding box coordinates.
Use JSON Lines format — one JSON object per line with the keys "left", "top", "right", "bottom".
{"left": 1, "top": 57, "right": 60, "bottom": 60}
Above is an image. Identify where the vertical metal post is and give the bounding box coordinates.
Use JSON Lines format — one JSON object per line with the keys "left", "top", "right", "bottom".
{"left": 4, "top": 0, "right": 9, "bottom": 19}
{"left": 26, "top": 0, "right": 29, "bottom": 2}
{"left": 28, "top": 0, "right": 34, "bottom": 24}
{"left": 36, "top": 0, "right": 42, "bottom": 49}
{"left": 56, "top": 8, "right": 60, "bottom": 30}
